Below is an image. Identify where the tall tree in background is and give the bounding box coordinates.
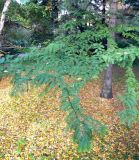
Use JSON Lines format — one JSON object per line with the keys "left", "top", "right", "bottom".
{"left": 0, "top": 0, "right": 11, "bottom": 49}
{"left": 100, "top": 0, "right": 117, "bottom": 99}
{"left": 51, "top": 0, "right": 58, "bottom": 37}
{"left": 24, "top": 0, "right": 59, "bottom": 43}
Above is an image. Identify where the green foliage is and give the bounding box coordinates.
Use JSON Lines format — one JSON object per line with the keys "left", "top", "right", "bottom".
{"left": 8, "top": 2, "right": 30, "bottom": 27}
{"left": 102, "top": 46, "right": 139, "bottom": 66}
{"left": 15, "top": 138, "right": 26, "bottom": 155}
{"left": 118, "top": 67, "right": 139, "bottom": 127}
{"left": 0, "top": 0, "right": 4, "bottom": 11}
{"left": 4, "top": 33, "right": 107, "bottom": 151}
{"left": 1, "top": 0, "right": 139, "bottom": 152}
{"left": 3, "top": 20, "right": 139, "bottom": 151}
{"left": 125, "top": 0, "right": 139, "bottom": 8}
{"left": 7, "top": 0, "right": 56, "bottom": 44}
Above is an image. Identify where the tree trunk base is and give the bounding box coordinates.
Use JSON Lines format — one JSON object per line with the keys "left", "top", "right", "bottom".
{"left": 100, "top": 89, "right": 113, "bottom": 99}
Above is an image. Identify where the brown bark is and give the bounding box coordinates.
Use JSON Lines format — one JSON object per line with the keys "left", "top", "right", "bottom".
{"left": 100, "top": 0, "right": 117, "bottom": 99}
{"left": 100, "top": 64, "right": 113, "bottom": 98}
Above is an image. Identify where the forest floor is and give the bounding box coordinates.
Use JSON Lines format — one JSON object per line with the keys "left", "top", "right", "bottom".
{"left": 0, "top": 66, "right": 138, "bottom": 160}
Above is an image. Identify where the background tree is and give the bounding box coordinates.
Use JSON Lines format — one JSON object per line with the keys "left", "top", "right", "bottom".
{"left": 100, "top": 0, "right": 118, "bottom": 99}
{"left": 0, "top": 0, "right": 12, "bottom": 49}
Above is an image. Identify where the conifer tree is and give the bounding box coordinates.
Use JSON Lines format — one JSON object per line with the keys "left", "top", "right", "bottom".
{"left": 1, "top": 0, "right": 139, "bottom": 152}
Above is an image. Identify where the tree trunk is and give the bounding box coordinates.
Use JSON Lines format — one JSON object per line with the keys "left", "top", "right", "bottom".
{"left": 100, "top": 64, "right": 113, "bottom": 98}
{"left": 51, "top": 0, "right": 58, "bottom": 37}
{"left": 100, "top": 0, "right": 117, "bottom": 99}
{"left": 102, "top": 0, "right": 106, "bottom": 24}
{"left": 0, "top": 0, "right": 11, "bottom": 49}
{"left": 102, "top": 0, "right": 107, "bottom": 50}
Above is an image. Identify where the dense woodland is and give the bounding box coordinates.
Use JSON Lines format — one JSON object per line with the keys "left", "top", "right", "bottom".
{"left": 0, "top": 0, "right": 139, "bottom": 159}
